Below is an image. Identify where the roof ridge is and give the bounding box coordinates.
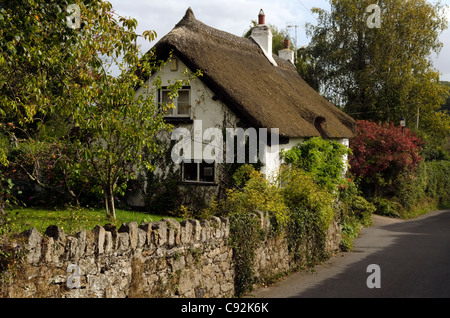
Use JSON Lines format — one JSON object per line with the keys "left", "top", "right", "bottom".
{"left": 150, "top": 9, "right": 356, "bottom": 138}
{"left": 183, "top": 7, "right": 195, "bottom": 21}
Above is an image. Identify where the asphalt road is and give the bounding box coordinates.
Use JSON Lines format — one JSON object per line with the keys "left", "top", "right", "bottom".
{"left": 248, "top": 209, "right": 450, "bottom": 298}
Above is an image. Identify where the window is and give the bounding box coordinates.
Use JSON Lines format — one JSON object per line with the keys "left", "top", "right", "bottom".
{"left": 160, "top": 87, "right": 191, "bottom": 117}
{"left": 170, "top": 58, "right": 178, "bottom": 72}
{"left": 182, "top": 161, "right": 215, "bottom": 184}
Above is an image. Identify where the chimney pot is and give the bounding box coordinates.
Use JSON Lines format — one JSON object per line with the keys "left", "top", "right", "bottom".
{"left": 284, "top": 36, "right": 290, "bottom": 49}
{"left": 258, "top": 9, "right": 265, "bottom": 25}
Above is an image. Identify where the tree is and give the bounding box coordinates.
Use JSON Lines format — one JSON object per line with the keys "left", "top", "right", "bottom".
{"left": 0, "top": 0, "right": 196, "bottom": 220}
{"left": 296, "top": 46, "right": 320, "bottom": 92}
{"left": 302, "top": 0, "right": 449, "bottom": 132}
{"left": 441, "top": 81, "right": 450, "bottom": 112}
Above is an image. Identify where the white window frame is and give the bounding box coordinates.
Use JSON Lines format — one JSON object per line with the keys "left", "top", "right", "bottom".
{"left": 160, "top": 87, "right": 191, "bottom": 118}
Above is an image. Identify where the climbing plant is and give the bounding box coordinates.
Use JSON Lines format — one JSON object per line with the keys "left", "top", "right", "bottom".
{"left": 282, "top": 137, "right": 350, "bottom": 191}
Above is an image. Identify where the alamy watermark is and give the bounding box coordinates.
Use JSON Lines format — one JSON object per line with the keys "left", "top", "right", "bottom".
{"left": 67, "top": 263, "right": 81, "bottom": 289}
{"left": 170, "top": 120, "right": 280, "bottom": 164}
{"left": 366, "top": 4, "right": 381, "bottom": 29}
{"left": 366, "top": 264, "right": 381, "bottom": 288}
{"left": 66, "top": 4, "right": 81, "bottom": 29}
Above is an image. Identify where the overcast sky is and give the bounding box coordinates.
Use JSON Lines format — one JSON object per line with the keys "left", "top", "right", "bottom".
{"left": 107, "top": 0, "right": 450, "bottom": 81}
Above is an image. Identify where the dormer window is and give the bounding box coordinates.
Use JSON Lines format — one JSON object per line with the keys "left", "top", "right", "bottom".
{"left": 160, "top": 86, "right": 191, "bottom": 118}
{"left": 314, "top": 116, "right": 327, "bottom": 137}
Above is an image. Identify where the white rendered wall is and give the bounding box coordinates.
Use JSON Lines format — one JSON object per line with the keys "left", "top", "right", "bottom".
{"left": 131, "top": 56, "right": 352, "bottom": 207}
{"left": 262, "top": 137, "right": 304, "bottom": 181}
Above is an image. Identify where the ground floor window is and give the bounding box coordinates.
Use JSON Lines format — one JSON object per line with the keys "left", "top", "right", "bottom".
{"left": 182, "top": 161, "right": 215, "bottom": 184}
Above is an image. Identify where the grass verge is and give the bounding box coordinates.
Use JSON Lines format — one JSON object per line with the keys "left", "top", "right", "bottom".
{"left": 4, "top": 206, "right": 180, "bottom": 235}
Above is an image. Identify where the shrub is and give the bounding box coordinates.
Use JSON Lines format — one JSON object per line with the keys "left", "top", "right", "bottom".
{"left": 371, "top": 197, "right": 402, "bottom": 218}
{"left": 349, "top": 120, "right": 424, "bottom": 197}
{"left": 422, "top": 145, "right": 450, "bottom": 161}
{"left": 397, "top": 160, "right": 450, "bottom": 214}
{"left": 337, "top": 176, "right": 376, "bottom": 250}
{"left": 279, "top": 167, "right": 335, "bottom": 231}
{"left": 7, "top": 139, "right": 104, "bottom": 208}
{"left": 286, "top": 206, "right": 329, "bottom": 265}
{"left": 282, "top": 137, "right": 350, "bottom": 191}
{"left": 279, "top": 167, "right": 339, "bottom": 263}
{"left": 208, "top": 165, "right": 289, "bottom": 228}
{"left": 339, "top": 218, "right": 360, "bottom": 252}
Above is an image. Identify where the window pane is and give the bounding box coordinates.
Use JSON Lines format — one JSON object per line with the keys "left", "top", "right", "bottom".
{"left": 161, "top": 90, "right": 173, "bottom": 116}
{"left": 177, "top": 90, "right": 190, "bottom": 116}
{"left": 199, "top": 162, "right": 215, "bottom": 183}
{"left": 183, "top": 163, "right": 198, "bottom": 182}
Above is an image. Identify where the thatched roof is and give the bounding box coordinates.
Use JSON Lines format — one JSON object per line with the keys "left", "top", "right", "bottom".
{"left": 152, "top": 8, "right": 355, "bottom": 138}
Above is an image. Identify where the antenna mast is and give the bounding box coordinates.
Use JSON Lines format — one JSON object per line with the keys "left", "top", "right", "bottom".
{"left": 286, "top": 23, "right": 299, "bottom": 62}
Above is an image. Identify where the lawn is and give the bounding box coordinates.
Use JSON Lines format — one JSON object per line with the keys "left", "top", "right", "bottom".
{"left": 4, "top": 206, "right": 180, "bottom": 235}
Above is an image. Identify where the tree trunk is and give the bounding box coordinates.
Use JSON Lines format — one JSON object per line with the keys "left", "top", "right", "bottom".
{"left": 104, "top": 185, "right": 116, "bottom": 221}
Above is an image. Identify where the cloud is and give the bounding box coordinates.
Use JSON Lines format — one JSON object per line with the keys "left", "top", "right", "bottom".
{"left": 434, "top": 5, "right": 450, "bottom": 81}
{"left": 107, "top": 0, "right": 328, "bottom": 52}
{"left": 106, "top": 0, "right": 450, "bottom": 80}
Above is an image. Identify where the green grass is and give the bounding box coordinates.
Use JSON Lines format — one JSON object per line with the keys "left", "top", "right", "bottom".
{"left": 4, "top": 206, "right": 180, "bottom": 235}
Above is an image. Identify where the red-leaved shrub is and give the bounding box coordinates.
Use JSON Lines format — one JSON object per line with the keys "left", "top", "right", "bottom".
{"left": 349, "top": 120, "right": 424, "bottom": 193}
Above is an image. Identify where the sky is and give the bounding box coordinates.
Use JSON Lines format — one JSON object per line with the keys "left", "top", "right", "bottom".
{"left": 107, "top": 0, "right": 450, "bottom": 81}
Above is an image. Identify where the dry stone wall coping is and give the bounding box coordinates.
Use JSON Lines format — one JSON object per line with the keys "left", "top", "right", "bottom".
{"left": 18, "top": 216, "right": 231, "bottom": 266}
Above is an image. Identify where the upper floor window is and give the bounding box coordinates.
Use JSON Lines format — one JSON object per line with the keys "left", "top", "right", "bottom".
{"left": 160, "top": 87, "right": 191, "bottom": 118}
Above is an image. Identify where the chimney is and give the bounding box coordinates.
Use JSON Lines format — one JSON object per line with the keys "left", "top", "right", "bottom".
{"left": 278, "top": 35, "right": 295, "bottom": 64}
{"left": 250, "top": 9, "right": 277, "bottom": 66}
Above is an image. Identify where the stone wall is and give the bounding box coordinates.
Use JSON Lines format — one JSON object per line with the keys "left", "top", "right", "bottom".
{"left": 1, "top": 213, "right": 341, "bottom": 298}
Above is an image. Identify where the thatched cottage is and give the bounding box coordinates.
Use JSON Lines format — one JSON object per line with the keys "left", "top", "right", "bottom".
{"left": 130, "top": 8, "right": 355, "bottom": 209}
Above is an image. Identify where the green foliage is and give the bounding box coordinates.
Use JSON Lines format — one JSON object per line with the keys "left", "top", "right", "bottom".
{"left": 397, "top": 160, "right": 450, "bottom": 215}
{"left": 371, "top": 197, "right": 402, "bottom": 218}
{"left": 228, "top": 213, "right": 262, "bottom": 297}
{"left": 0, "top": 0, "right": 202, "bottom": 220}
{"left": 5, "top": 137, "right": 100, "bottom": 207}
{"left": 338, "top": 178, "right": 375, "bottom": 224}
{"left": 209, "top": 165, "right": 289, "bottom": 228}
{"left": 441, "top": 81, "right": 450, "bottom": 112}
{"left": 354, "top": 158, "right": 450, "bottom": 219}
{"left": 339, "top": 218, "right": 360, "bottom": 252}
{"left": 0, "top": 172, "right": 17, "bottom": 215}
{"left": 286, "top": 206, "right": 329, "bottom": 265}
{"left": 282, "top": 137, "right": 350, "bottom": 191}
{"left": 279, "top": 167, "right": 335, "bottom": 231}
{"left": 214, "top": 164, "right": 344, "bottom": 293}
{"left": 280, "top": 166, "right": 342, "bottom": 263}
{"left": 422, "top": 143, "right": 450, "bottom": 161}
{"left": 0, "top": 235, "right": 27, "bottom": 285}
{"left": 337, "top": 176, "right": 376, "bottom": 250}
{"left": 303, "top": 0, "right": 449, "bottom": 140}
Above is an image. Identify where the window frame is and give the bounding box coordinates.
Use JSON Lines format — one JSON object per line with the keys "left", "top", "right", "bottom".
{"left": 159, "top": 86, "right": 191, "bottom": 118}
{"left": 182, "top": 161, "right": 216, "bottom": 185}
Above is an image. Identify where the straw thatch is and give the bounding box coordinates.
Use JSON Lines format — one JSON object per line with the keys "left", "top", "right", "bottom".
{"left": 151, "top": 8, "right": 355, "bottom": 138}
